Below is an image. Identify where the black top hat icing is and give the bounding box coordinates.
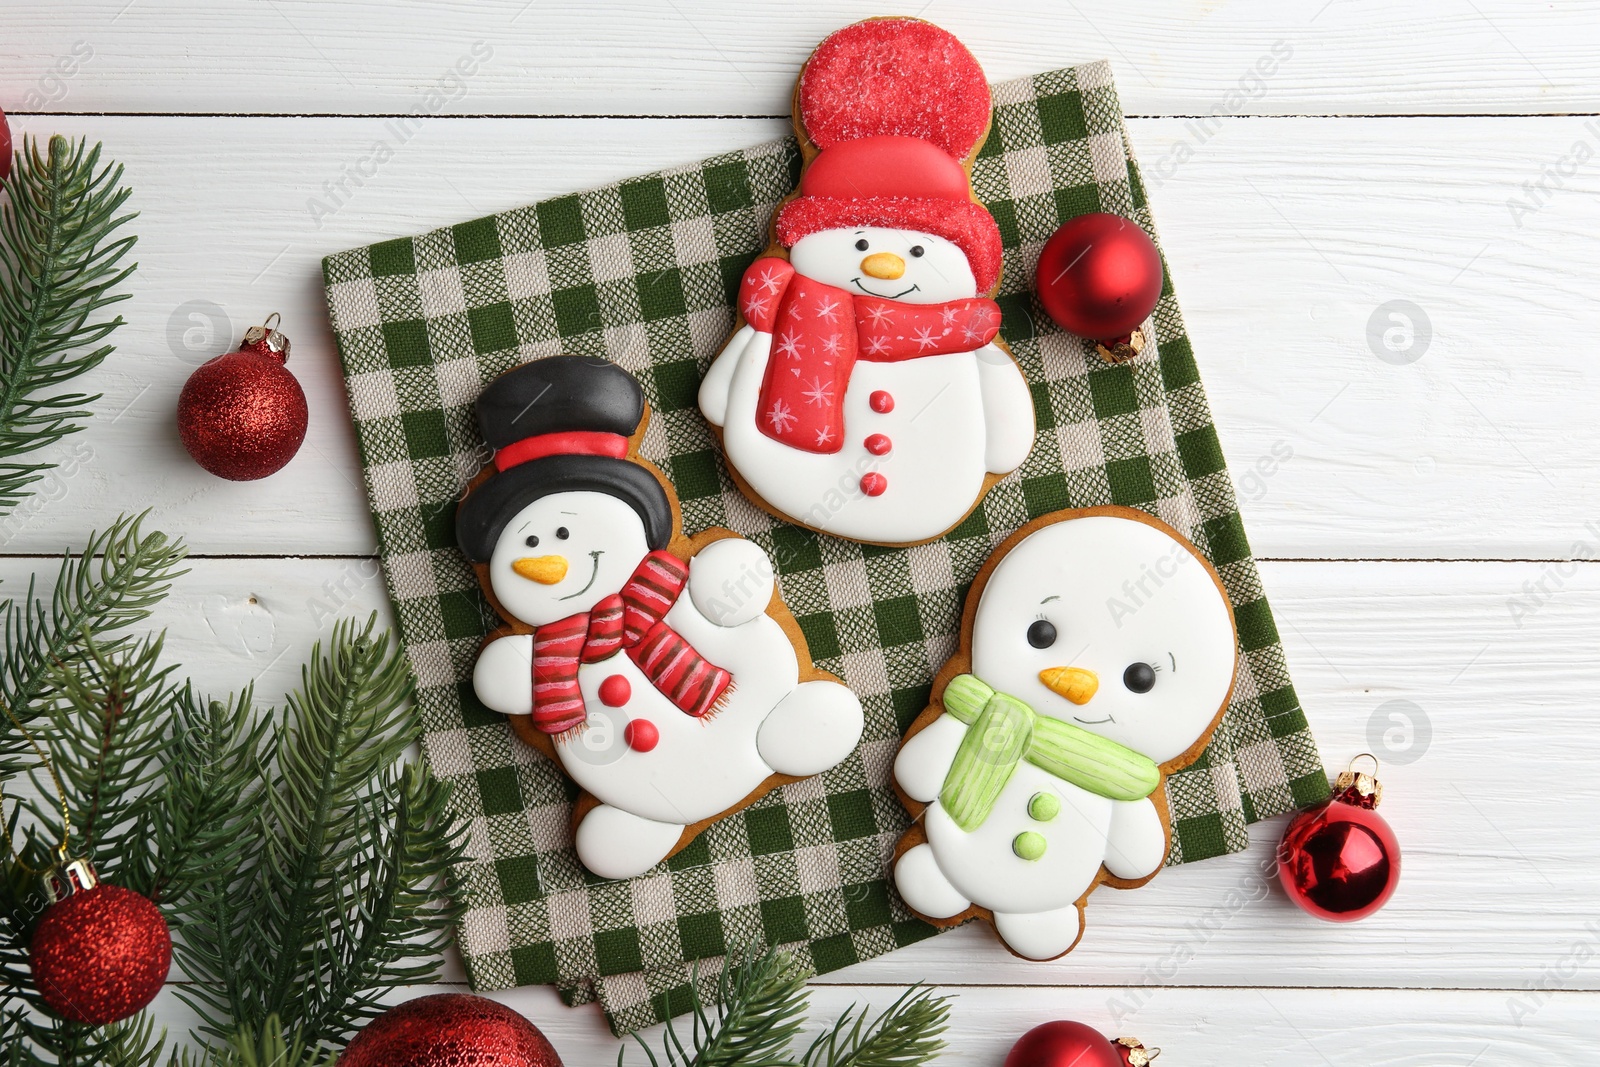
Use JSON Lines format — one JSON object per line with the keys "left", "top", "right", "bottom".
{"left": 455, "top": 355, "right": 672, "bottom": 561}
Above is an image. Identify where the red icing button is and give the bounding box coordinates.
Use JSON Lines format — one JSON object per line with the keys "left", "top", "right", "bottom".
{"left": 598, "top": 674, "right": 631, "bottom": 707}
{"left": 860, "top": 472, "right": 888, "bottom": 496}
{"left": 869, "top": 390, "right": 895, "bottom": 413}
{"left": 623, "top": 719, "right": 659, "bottom": 752}
{"left": 864, "top": 433, "right": 892, "bottom": 456}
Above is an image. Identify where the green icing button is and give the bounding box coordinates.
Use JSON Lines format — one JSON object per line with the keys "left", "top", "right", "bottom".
{"left": 1028, "top": 792, "right": 1061, "bottom": 822}
{"left": 1012, "top": 831, "right": 1047, "bottom": 861}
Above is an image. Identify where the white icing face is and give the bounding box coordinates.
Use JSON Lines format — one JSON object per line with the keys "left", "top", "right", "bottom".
{"left": 788, "top": 227, "right": 977, "bottom": 304}
{"left": 969, "top": 514, "right": 1236, "bottom": 764}
{"left": 487, "top": 491, "right": 650, "bottom": 626}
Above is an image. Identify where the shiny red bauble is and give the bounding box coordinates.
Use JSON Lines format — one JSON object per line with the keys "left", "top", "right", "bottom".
{"left": 1034, "top": 213, "right": 1164, "bottom": 342}
{"left": 30, "top": 881, "right": 172, "bottom": 1025}
{"left": 1004, "top": 1021, "right": 1123, "bottom": 1067}
{"left": 1278, "top": 761, "right": 1400, "bottom": 921}
{"left": 339, "top": 993, "right": 563, "bottom": 1067}
{"left": 177, "top": 315, "right": 307, "bottom": 480}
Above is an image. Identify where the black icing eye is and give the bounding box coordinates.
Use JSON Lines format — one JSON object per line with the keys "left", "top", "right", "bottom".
{"left": 555, "top": 527, "right": 569, "bottom": 540}
{"left": 909, "top": 245, "right": 925, "bottom": 257}
{"left": 1026, "top": 619, "right": 1057, "bottom": 649}
{"left": 855, "top": 238, "right": 870, "bottom": 251}
{"left": 1123, "top": 662, "right": 1157, "bottom": 694}
{"left": 524, "top": 534, "right": 540, "bottom": 548}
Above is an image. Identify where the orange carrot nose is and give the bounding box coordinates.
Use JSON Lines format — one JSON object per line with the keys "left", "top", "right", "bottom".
{"left": 1039, "top": 666, "right": 1099, "bottom": 705}
{"left": 860, "top": 252, "right": 906, "bottom": 280}
{"left": 512, "top": 555, "right": 568, "bottom": 584}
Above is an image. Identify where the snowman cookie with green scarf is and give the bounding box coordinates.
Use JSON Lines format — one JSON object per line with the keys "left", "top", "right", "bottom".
{"left": 891, "top": 507, "right": 1238, "bottom": 960}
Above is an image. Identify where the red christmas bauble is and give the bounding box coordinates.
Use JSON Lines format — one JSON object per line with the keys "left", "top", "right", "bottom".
{"left": 1034, "top": 213, "right": 1164, "bottom": 342}
{"left": 1004, "top": 1021, "right": 1123, "bottom": 1067}
{"left": 339, "top": 993, "right": 563, "bottom": 1067}
{"left": 177, "top": 317, "right": 307, "bottom": 480}
{"left": 1278, "top": 761, "right": 1400, "bottom": 921}
{"left": 30, "top": 883, "right": 172, "bottom": 1025}
{"left": 0, "top": 107, "right": 12, "bottom": 180}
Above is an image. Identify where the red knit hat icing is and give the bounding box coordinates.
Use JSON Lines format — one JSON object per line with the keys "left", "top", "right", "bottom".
{"left": 797, "top": 18, "right": 991, "bottom": 157}
{"left": 779, "top": 19, "right": 1003, "bottom": 292}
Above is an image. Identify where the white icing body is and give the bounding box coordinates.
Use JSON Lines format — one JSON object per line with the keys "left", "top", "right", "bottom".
{"left": 892, "top": 513, "right": 1237, "bottom": 959}
{"left": 474, "top": 491, "right": 864, "bottom": 881}
{"left": 699, "top": 228, "right": 1034, "bottom": 544}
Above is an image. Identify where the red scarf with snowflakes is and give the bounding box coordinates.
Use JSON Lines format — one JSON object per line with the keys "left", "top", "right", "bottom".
{"left": 737, "top": 256, "right": 1003, "bottom": 454}
{"left": 532, "top": 550, "right": 732, "bottom": 735}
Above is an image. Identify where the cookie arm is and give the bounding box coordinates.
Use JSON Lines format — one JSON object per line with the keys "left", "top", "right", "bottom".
{"left": 975, "top": 343, "right": 1036, "bottom": 474}
{"left": 893, "top": 712, "right": 969, "bottom": 804}
{"left": 1103, "top": 796, "right": 1168, "bottom": 880}
{"left": 686, "top": 537, "right": 775, "bottom": 627}
{"left": 700, "top": 258, "right": 795, "bottom": 426}
{"left": 472, "top": 633, "right": 535, "bottom": 716}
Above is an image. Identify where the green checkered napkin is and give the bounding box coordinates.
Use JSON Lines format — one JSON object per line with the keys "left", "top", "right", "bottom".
{"left": 323, "top": 59, "right": 1329, "bottom": 1034}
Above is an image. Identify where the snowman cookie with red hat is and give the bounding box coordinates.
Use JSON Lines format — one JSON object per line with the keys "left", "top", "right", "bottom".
{"left": 459, "top": 355, "right": 864, "bottom": 880}
{"left": 699, "top": 18, "right": 1034, "bottom": 546}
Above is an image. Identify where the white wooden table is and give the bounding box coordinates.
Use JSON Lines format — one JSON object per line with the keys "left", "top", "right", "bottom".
{"left": 7, "top": 2, "right": 1600, "bottom": 1061}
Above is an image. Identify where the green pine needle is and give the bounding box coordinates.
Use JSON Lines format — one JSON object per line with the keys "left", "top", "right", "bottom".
{"left": 172, "top": 1014, "right": 338, "bottom": 1067}
{"left": 0, "top": 512, "right": 188, "bottom": 767}
{"left": 0, "top": 135, "right": 137, "bottom": 515}
{"left": 800, "top": 987, "right": 952, "bottom": 1067}
{"left": 624, "top": 946, "right": 812, "bottom": 1067}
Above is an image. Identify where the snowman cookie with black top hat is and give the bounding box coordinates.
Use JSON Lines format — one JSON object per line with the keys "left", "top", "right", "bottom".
{"left": 458, "top": 355, "right": 864, "bottom": 881}
{"left": 698, "top": 17, "right": 1035, "bottom": 546}
{"left": 891, "top": 507, "right": 1238, "bottom": 960}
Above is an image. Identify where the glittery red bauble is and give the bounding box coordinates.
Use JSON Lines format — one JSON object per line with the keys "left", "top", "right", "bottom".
{"left": 29, "top": 884, "right": 172, "bottom": 1025}
{"left": 1034, "top": 213, "right": 1164, "bottom": 341}
{"left": 1003, "top": 1021, "right": 1123, "bottom": 1067}
{"left": 339, "top": 993, "right": 563, "bottom": 1067}
{"left": 178, "top": 347, "right": 307, "bottom": 480}
{"left": 1278, "top": 780, "right": 1401, "bottom": 921}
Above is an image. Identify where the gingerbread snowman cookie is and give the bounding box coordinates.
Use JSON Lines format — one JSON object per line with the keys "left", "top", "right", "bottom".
{"left": 458, "top": 355, "right": 865, "bottom": 880}
{"left": 698, "top": 18, "right": 1034, "bottom": 546}
{"left": 891, "top": 507, "right": 1238, "bottom": 959}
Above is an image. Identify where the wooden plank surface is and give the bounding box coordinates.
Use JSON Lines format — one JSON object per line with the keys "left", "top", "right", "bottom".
{"left": 0, "top": 113, "right": 1595, "bottom": 559}
{"left": 4, "top": 1, "right": 1597, "bottom": 118}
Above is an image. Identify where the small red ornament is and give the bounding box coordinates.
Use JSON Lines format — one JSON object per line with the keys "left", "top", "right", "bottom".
{"left": 339, "top": 993, "right": 563, "bottom": 1067}
{"left": 0, "top": 106, "right": 12, "bottom": 180}
{"left": 1003, "top": 1021, "right": 1123, "bottom": 1067}
{"left": 1034, "top": 212, "right": 1164, "bottom": 362}
{"left": 177, "top": 312, "right": 308, "bottom": 480}
{"left": 1278, "top": 754, "right": 1401, "bottom": 921}
{"left": 29, "top": 858, "right": 172, "bottom": 1026}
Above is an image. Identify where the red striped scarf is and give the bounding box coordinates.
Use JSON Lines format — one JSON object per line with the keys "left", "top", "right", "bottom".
{"left": 531, "top": 550, "right": 732, "bottom": 735}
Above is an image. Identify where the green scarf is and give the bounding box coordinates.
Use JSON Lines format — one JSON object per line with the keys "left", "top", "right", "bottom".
{"left": 937, "top": 674, "right": 1161, "bottom": 832}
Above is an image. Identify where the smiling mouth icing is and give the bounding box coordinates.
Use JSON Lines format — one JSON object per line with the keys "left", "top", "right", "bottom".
{"left": 558, "top": 551, "right": 604, "bottom": 600}
{"left": 852, "top": 278, "right": 920, "bottom": 300}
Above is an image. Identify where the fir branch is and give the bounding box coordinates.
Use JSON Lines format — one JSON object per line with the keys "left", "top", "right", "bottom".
{"left": 301, "top": 761, "right": 463, "bottom": 1039}
{"left": 0, "top": 514, "right": 186, "bottom": 759}
{"left": 624, "top": 947, "right": 811, "bottom": 1067}
{"left": 144, "top": 687, "right": 270, "bottom": 907}
{"left": 28, "top": 630, "right": 182, "bottom": 886}
{"left": 800, "top": 987, "right": 951, "bottom": 1067}
{"left": 176, "top": 615, "right": 464, "bottom": 1050}
{"left": 0, "top": 135, "right": 137, "bottom": 515}
{"left": 163, "top": 690, "right": 270, "bottom": 1034}
{"left": 172, "top": 1015, "right": 337, "bottom": 1067}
